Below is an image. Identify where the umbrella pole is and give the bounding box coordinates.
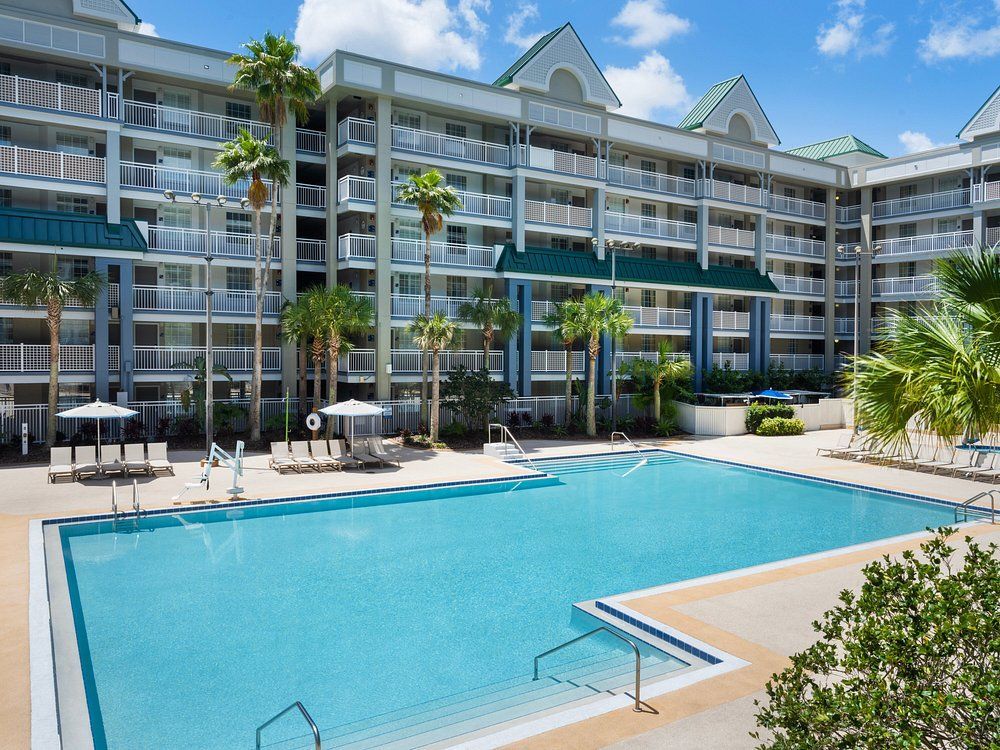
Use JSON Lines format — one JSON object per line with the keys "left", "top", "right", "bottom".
{"left": 96, "top": 419, "right": 101, "bottom": 467}
{"left": 350, "top": 417, "right": 354, "bottom": 458}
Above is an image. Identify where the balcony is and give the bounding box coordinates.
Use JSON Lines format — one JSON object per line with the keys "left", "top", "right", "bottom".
{"left": 713, "top": 310, "right": 750, "bottom": 330}
{"left": 146, "top": 226, "right": 280, "bottom": 260}
{"left": 713, "top": 352, "right": 749, "bottom": 370}
{"left": 524, "top": 200, "right": 592, "bottom": 228}
{"left": 872, "top": 275, "right": 937, "bottom": 297}
{"left": 133, "top": 285, "right": 282, "bottom": 315}
{"left": 3, "top": 282, "right": 119, "bottom": 310}
{"left": 391, "top": 238, "right": 497, "bottom": 270}
{"left": 391, "top": 181, "right": 511, "bottom": 221}
{"left": 392, "top": 125, "right": 509, "bottom": 167}
{"left": 835, "top": 279, "right": 856, "bottom": 298}
{"left": 616, "top": 351, "right": 691, "bottom": 366}
{"left": 296, "top": 239, "right": 326, "bottom": 263}
{"left": 337, "top": 233, "right": 376, "bottom": 261}
{"left": 606, "top": 164, "right": 696, "bottom": 198}
{"left": 708, "top": 225, "right": 755, "bottom": 249}
{"left": 122, "top": 163, "right": 324, "bottom": 208}
{"left": 770, "top": 314, "right": 825, "bottom": 333}
{"left": 989, "top": 226, "right": 1000, "bottom": 247}
{"left": 702, "top": 179, "right": 766, "bottom": 207}
{"left": 531, "top": 350, "right": 584, "bottom": 373}
{"left": 770, "top": 274, "right": 825, "bottom": 296}
{"left": 605, "top": 211, "right": 696, "bottom": 243}
{"left": 295, "top": 129, "right": 326, "bottom": 155}
{"left": 0, "top": 343, "right": 106, "bottom": 372}
{"left": 337, "top": 175, "right": 375, "bottom": 203}
{"left": 390, "top": 294, "right": 480, "bottom": 319}
{"left": 533, "top": 300, "right": 692, "bottom": 329}
{"left": 337, "top": 117, "right": 376, "bottom": 147}
{"left": 339, "top": 349, "right": 376, "bottom": 374}
{"left": 770, "top": 353, "right": 824, "bottom": 371}
{"left": 765, "top": 234, "right": 825, "bottom": 258}
{"left": 834, "top": 317, "right": 855, "bottom": 335}
{"left": 872, "top": 188, "right": 971, "bottom": 219}
{"left": 133, "top": 345, "right": 281, "bottom": 371}
{"left": 296, "top": 183, "right": 326, "bottom": 209}
{"left": 392, "top": 349, "right": 503, "bottom": 373}
{"left": 836, "top": 204, "right": 861, "bottom": 223}
{"left": 769, "top": 194, "right": 826, "bottom": 220}
{"left": 519, "top": 145, "right": 600, "bottom": 179}
{"left": 973, "top": 181, "right": 1000, "bottom": 203}
{"left": 0, "top": 73, "right": 104, "bottom": 117}
{"left": 0, "top": 145, "right": 105, "bottom": 183}
{"left": 878, "top": 230, "right": 974, "bottom": 258}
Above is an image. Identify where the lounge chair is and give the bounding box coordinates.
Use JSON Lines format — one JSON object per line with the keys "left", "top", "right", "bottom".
{"left": 99, "top": 444, "right": 126, "bottom": 476}
{"left": 331, "top": 440, "right": 363, "bottom": 470}
{"left": 48, "top": 447, "right": 75, "bottom": 483}
{"left": 73, "top": 445, "right": 99, "bottom": 480}
{"left": 352, "top": 440, "right": 384, "bottom": 469}
{"left": 289, "top": 441, "right": 321, "bottom": 472}
{"left": 309, "top": 440, "right": 341, "bottom": 471}
{"left": 269, "top": 442, "right": 298, "bottom": 474}
{"left": 817, "top": 433, "right": 852, "bottom": 457}
{"left": 960, "top": 451, "right": 997, "bottom": 479}
{"left": 147, "top": 442, "right": 175, "bottom": 476}
{"left": 123, "top": 443, "right": 149, "bottom": 476}
{"left": 899, "top": 442, "right": 942, "bottom": 471}
{"left": 366, "top": 435, "right": 400, "bottom": 467}
{"left": 932, "top": 448, "right": 977, "bottom": 476}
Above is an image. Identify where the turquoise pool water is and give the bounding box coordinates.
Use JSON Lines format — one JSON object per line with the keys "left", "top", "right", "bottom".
{"left": 57, "top": 452, "right": 955, "bottom": 750}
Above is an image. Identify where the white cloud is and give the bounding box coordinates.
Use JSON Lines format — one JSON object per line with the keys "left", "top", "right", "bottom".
{"left": 898, "top": 130, "right": 946, "bottom": 154}
{"left": 504, "top": 2, "right": 545, "bottom": 50}
{"left": 816, "top": 0, "right": 894, "bottom": 58}
{"left": 294, "top": 0, "right": 487, "bottom": 70}
{"left": 604, "top": 51, "right": 690, "bottom": 121}
{"left": 610, "top": 0, "right": 691, "bottom": 48}
{"left": 134, "top": 22, "right": 158, "bottom": 36}
{"left": 919, "top": 13, "right": 1000, "bottom": 62}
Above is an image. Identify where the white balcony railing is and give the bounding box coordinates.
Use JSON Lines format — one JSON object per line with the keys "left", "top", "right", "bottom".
{"left": 834, "top": 317, "right": 855, "bottom": 335}
{"left": 296, "top": 239, "right": 326, "bottom": 263}
{"left": 973, "top": 181, "right": 1000, "bottom": 204}
{"left": 616, "top": 351, "right": 691, "bottom": 366}
{"left": 0, "top": 73, "right": 102, "bottom": 116}
{"left": 133, "top": 285, "right": 282, "bottom": 315}
{"left": 391, "top": 181, "right": 511, "bottom": 220}
{"left": 708, "top": 225, "right": 755, "bottom": 248}
{"left": 338, "top": 175, "right": 375, "bottom": 203}
{"left": 531, "top": 350, "right": 585, "bottom": 373}
{"left": 520, "top": 145, "right": 600, "bottom": 178}
{"left": 769, "top": 194, "right": 826, "bottom": 220}
{"left": 835, "top": 279, "right": 856, "bottom": 297}
{"left": 0, "top": 145, "right": 105, "bottom": 183}
{"left": 770, "top": 273, "right": 825, "bottom": 295}
{"left": 133, "top": 346, "right": 280, "bottom": 371}
{"left": 713, "top": 310, "right": 750, "bottom": 330}
{"left": 872, "top": 275, "right": 937, "bottom": 297}
{"left": 123, "top": 99, "right": 271, "bottom": 141}
{"left": 712, "top": 352, "right": 750, "bottom": 370}
{"left": 392, "top": 125, "right": 509, "bottom": 167}
{"left": 836, "top": 204, "right": 861, "bottom": 223}
{"left": 391, "top": 349, "right": 503, "bottom": 373}
{"left": 337, "top": 117, "right": 376, "bottom": 146}
{"left": 770, "top": 314, "right": 825, "bottom": 333}
{"left": 703, "top": 179, "right": 766, "bottom": 206}
{"left": 391, "top": 238, "right": 496, "bottom": 269}
{"left": 872, "top": 188, "right": 971, "bottom": 219}
{"left": 989, "top": 226, "right": 1000, "bottom": 247}
{"left": 295, "top": 128, "right": 326, "bottom": 154}
{"left": 605, "top": 211, "right": 697, "bottom": 242}
{"left": 606, "top": 164, "right": 696, "bottom": 197}
{"left": 625, "top": 305, "right": 691, "bottom": 328}
{"left": 0, "top": 343, "right": 96, "bottom": 372}
{"left": 146, "top": 227, "right": 280, "bottom": 260}
{"left": 878, "top": 230, "right": 974, "bottom": 258}
{"left": 296, "top": 183, "right": 326, "bottom": 209}
{"left": 122, "top": 161, "right": 264, "bottom": 200}
{"left": 337, "top": 233, "right": 376, "bottom": 261}
{"left": 524, "top": 200, "right": 592, "bottom": 228}
{"left": 390, "top": 294, "right": 479, "bottom": 319}
{"left": 339, "top": 349, "right": 376, "bottom": 374}
{"left": 765, "top": 234, "right": 826, "bottom": 258}
{"left": 770, "top": 353, "right": 824, "bottom": 371}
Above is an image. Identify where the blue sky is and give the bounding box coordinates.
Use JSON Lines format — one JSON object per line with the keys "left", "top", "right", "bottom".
{"left": 131, "top": 0, "right": 999, "bottom": 157}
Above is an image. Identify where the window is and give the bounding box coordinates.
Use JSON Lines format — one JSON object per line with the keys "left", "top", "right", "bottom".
{"left": 938, "top": 176, "right": 961, "bottom": 192}
{"left": 56, "top": 194, "right": 89, "bottom": 214}
{"left": 226, "top": 211, "right": 250, "bottom": 234}
{"left": 607, "top": 152, "right": 625, "bottom": 167}
{"left": 551, "top": 189, "right": 570, "bottom": 205}
{"left": 937, "top": 218, "right": 959, "bottom": 233}
{"left": 640, "top": 203, "right": 656, "bottom": 218}
{"left": 0, "top": 124, "right": 10, "bottom": 146}
{"left": 396, "top": 272, "right": 421, "bottom": 296}
{"left": 161, "top": 147, "right": 192, "bottom": 168}
{"left": 0, "top": 63, "right": 10, "bottom": 76}
{"left": 163, "top": 264, "right": 193, "bottom": 287}
{"left": 226, "top": 267, "right": 252, "bottom": 290}
{"left": 58, "top": 258, "right": 89, "bottom": 279}
{"left": 0, "top": 189, "right": 10, "bottom": 208}
{"left": 898, "top": 223, "right": 917, "bottom": 238}
{"left": 0, "top": 318, "right": 12, "bottom": 344}
{"left": 551, "top": 237, "right": 569, "bottom": 250}
{"left": 163, "top": 322, "right": 193, "bottom": 346}
{"left": 901, "top": 261, "right": 916, "bottom": 278}
{"left": 446, "top": 276, "right": 467, "bottom": 298}
{"left": 55, "top": 132, "right": 89, "bottom": 155}
{"left": 59, "top": 320, "right": 89, "bottom": 345}
{"left": 899, "top": 185, "right": 914, "bottom": 199}
{"left": 445, "top": 173, "right": 467, "bottom": 192}
{"left": 682, "top": 166, "right": 696, "bottom": 181}
{"left": 55, "top": 70, "right": 89, "bottom": 88}
{"left": 445, "top": 225, "right": 467, "bottom": 246}
{"left": 641, "top": 289, "right": 656, "bottom": 308}
{"left": 682, "top": 209, "right": 697, "bottom": 224}
{"left": 783, "top": 299, "right": 796, "bottom": 316}
{"left": 0, "top": 252, "right": 12, "bottom": 276}
{"left": 606, "top": 196, "right": 624, "bottom": 213}
{"left": 394, "top": 218, "right": 421, "bottom": 240}
{"left": 550, "top": 283, "right": 569, "bottom": 301}
{"left": 162, "top": 91, "right": 191, "bottom": 110}
{"left": 783, "top": 187, "right": 796, "bottom": 198}
{"left": 641, "top": 246, "right": 656, "bottom": 260}
{"left": 783, "top": 225, "right": 796, "bottom": 237}
{"left": 226, "top": 325, "right": 251, "bottom": 347}
{"left": 161, "top": 204, "right": 192, "bottom": 228}
{"left": 783, "top": 262, "right": 796, "bottom": 276}
{"left": 225, "top": 102, "right": 251, "bottom": 121}
{"left": 394, "top": 111, "right": 421, "bottom": 129}
{"left": 444, "top": 122, "right": 467, "bottom": 139}
{"left": 640, "top": 159, "right": 656, "bottom": 173}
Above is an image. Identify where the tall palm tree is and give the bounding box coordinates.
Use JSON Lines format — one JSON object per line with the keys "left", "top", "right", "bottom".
{"left": 851, "top": 247, "right": 1000, "bottom": 455}
{"left": 622, "top": 341, "right": 692, "bottom": 423}
{"left": 306, "top": 286, "right": 374, "bottom": 409}
{"left": 280, "top": 296, "right": 312, "bottom": 412}
{"left": 409, "top": 312, "right": 458, "bottom": 442}
{"left": 395, "top": 170, "right": 462, "bottom": 424}
{"left": 544, "top": 299, "right": 584, "bottom": 427}
{"left": 171, "top": 355, "right": 234, "bottom": 426}
{"left": 214, "top": 130, "right": 290, "bottom": 441}
{"left": 458, "top": 287, "right": 522, "bottom": 362}
{"left": 574, "top": 292, "right": 633, "bottom": 437}
{"left": 0, "top": 265, "right": 104, "bottom": 446}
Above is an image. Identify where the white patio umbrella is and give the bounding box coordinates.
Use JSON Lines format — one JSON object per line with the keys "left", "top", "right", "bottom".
{"left": 57, "top": 400, "right": 139, "bottom": 464}
{"left": 319, "top": 399, "right": 386, "bottom": 457}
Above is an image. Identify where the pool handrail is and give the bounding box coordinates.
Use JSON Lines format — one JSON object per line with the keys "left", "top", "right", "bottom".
{"left": 611, "top": 431, "right": 648, "bottom": 476}
{"left": 532, "top": 626, "right": 643, "bottom": 712}
{"left": 954, "top": 489, "right": 999, "bottom": 524}
{"left": 255, "top": 701, "right": 320, "bottom": 750}
{"left": 488, "top": 423, "right": 538, "bottom": 471}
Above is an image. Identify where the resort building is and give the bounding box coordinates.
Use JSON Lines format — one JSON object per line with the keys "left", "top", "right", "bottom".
{"left": 0, "top": 0, "right": 998, "bottom": 405}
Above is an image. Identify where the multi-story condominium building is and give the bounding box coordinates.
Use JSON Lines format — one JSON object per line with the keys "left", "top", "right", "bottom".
{"left": 0, "top": 0, "right": 997, "bottom": 407}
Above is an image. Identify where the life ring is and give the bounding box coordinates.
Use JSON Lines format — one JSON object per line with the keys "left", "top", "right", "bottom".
{"left": 305, "top": 412, "right": 322, "bottom": 431}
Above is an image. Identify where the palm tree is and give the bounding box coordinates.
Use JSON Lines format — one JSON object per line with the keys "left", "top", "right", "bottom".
{"left": 459, "top": 287, "right": 522, "bottom": 362}
{"left": 851, "top": 247, "right": 1000, "bottom": 456}
{"left": 409, "top": 312, "right": 458, "bottom": 442}
{"left": 574, "top": 292, "right": 634, "bottom": 437}
{"left": 171, "top": 355, "right": 234, "bottom": 427}
{"left": 306, "top": 286, "right": 374, "bottom": 410}
{"left": 0, "top": 266, "right": 104, "bottom": 446}
{"left": 214, "top": 130, "right": 290, "bottom": 441}
{"left": 544, "top": 299, "right": 584, "bottom": 427}
{"left": 394, "top": 170, "right": 462, "bottom": 424}
{"left": 280, "top": 296, "right": 312, "bottom": 412}
{"left": 622, "top": 341, "right": 692, "bottom": 423}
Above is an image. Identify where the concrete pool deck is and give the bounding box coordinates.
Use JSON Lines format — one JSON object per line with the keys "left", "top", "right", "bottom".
{"left": 2, "top": 429, "right": 997, "bottom": 749}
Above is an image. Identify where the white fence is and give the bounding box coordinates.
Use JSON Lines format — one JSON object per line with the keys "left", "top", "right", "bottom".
{"left": 708, "top": 225, "right": 755, "bottom": 248}
{"left": 145, "top": 227, "right": 280, "bottom": 260}
{"left": 769, "top": 194, "right": 826, "bottom": 220}
{"left": 674, "top": 398, "right": 849, "bottom": 436}
{"left": 133, "top": 286, "right": 282, "bottom": 315}
{"left": 132, "top": 346, "right": 281, "bottom": 371}
{"left": 0, "top": 145, "right": 105, "bottom": 183}
{"left": 605, "top": 211, "right": 697, "bottom": 242}
{"left": 392, "top": 125, "right": 509, "bottom": 166}
{"left": 0, "top": 73, "right": 102, "bottom": 116}
{"left": 524, "top": 200, "right": 592, "bottom": 228}
{"left": 392, "top": 181, "right": 511, "bottom": 220}
{"left": 766, "top": 234, "right": 825, "bottom": 258}
{"left": 703, "top": 179, "right": 766, "bottom": 206}
{"left": 531, "top": 350, "right": 585, "bottom": 373}
{"left": 338, "top": 234, "right": 376, "bottom": 261}
{"left": 338, "top": 117, "right": 376, "bottom": 146}
{"left": 606, "top": 165, "right": 696, "bottom": 196}
{"left": 391, "top": 237, "right": 496, "bottom": 269}
{"left": 872, "top": 187, "right": 971, "bottom": 219}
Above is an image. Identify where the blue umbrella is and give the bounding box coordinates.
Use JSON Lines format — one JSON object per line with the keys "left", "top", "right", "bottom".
{"left": 755, "top": 389, "right": 792, "bottom": 400}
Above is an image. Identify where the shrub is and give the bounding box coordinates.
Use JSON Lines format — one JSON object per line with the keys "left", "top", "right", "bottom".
{"left": 756, "top": 417, "right": 805, "bottom": 436}
{"left": 439, "top": 421, "right": 467, "bottom": 438}
{"left": 745, "top": 403, "right": 796, "bottom": 433}
{"left": 654, "top": 416, "right": 678, "bottom": 437}
{"left": 540, "top": 414, "right": 555, "bottom": 430}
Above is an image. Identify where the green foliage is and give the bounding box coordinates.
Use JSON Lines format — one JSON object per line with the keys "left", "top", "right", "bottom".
{"left": 213, "top": 129, "right": 290, "bottom": 209}
{"left": 394, "top": 169, "right": 463, "bottom": 237}
{"left": 745, "top": 403, "right": 796, "bottom": 433}
{"left": 754, "top": 529, "right": 1000, "bottom": 749}
{"left": 702, "top": 363, "right": 831, "bottom": 395}
{"left": 755, "top": 416, "right": 805, "bottom": 436}
{"left": 438, "top": 420, "right": 468, "bottom": 438}
{"left": 213, "top": 402, "right": 246, "bottom": 435}
{"left": 459, "top": 289, "right": 522, "bottom": 354}
{"left": 441, "top": 366, "right": 515, "bottom": 433}
{"left": 702, "top": 361, "right": 749, "bottom": 394}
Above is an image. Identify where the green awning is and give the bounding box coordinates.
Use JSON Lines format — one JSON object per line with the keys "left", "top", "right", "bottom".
{"left": 0, "top": 208, "right": 147, "bottom": 253}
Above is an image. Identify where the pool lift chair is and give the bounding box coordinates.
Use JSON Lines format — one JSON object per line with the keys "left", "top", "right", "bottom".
{"left": 172, "top": 441, "right": 246, "bottom": 504}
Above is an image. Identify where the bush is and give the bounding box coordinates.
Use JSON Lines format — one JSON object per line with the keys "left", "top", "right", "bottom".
{"left": 745, "top": 402, "right": 796, "bottom": 433}
{"left": 439, "top": 421, "right": 467, "bottom": 438}
{"left": 756, "top": 416, "right": 805, "bottom": 436}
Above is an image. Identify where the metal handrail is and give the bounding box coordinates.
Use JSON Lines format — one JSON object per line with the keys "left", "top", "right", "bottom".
{"left": 255, "top": 701, "right": 320, "bottom": 750}
{"left": 955, "top": 489, "right": 999, "bottom": 524}
{"left": 533, "top": 626, "right": 643, "bottom": 712}
{"left": 611, "top": 431, "right": 648, "bottom": 476}
{"left": 488, "top": 423, "right": 538, "bottom": 471}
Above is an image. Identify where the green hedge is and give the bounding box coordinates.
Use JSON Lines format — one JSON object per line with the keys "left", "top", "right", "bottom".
{"left": 745, "top": 403, "right": 796, "bottom": 433}
{"left": 756, "top": 417, "right": 805, "bottom": 436}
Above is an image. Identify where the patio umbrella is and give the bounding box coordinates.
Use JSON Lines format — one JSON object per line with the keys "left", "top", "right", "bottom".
{"left": 57, "top": 400, "right": 139, "bottom": 464}
{"left": 754, "top": 389, "right": 792, "bottom": 401}
{"left": 319, "top": 400, "right": 386, "bottom": 457}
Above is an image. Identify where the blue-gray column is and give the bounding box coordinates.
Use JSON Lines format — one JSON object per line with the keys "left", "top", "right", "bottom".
{"left": 95, "top": 257, "right": 111, "bottom": 401}
{"left": 504, "top": 279, "right": 532, "bottom": 395}
{"left": 118, "top": 260, "right": 134, "bottom": 399}
{"left": 593, "top": 186, "right": 605, "bottom": 260}
{"left": 754, "top": 216, "right": 766, "bottom": 274}
{"left": 588, "top": 283, "right": 612, "bottom": 395}
{"left": 749, "top": 296, "right": 771, "bottom": 373}
{"left": 511, "top": 174, "right": 526, "bottom": 252}
{"left": 696, "top": 203, "right": 709, "bottom": 270}
{"left": 690, "top": 292, "right": 714, "bottom": 391}
{"left": 95, "top": 258, "right": 134, "bottom": 401}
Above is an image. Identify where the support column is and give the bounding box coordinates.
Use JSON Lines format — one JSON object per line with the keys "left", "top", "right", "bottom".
{"left": 279, "top": 117, "right": 298, "bottom": 395}
{"left": 588, "top": 283, "right": 611, "bottom": 394}
{"left": 824, "top": 191, "right": 836, "bottom": 372}
{"left": 754, "top": 213, "right": 766, "bottom": 274}
{"left": 690, "top": 292, "right": 714, "bottom": 391}
{"left": 325, "top": 95, "right": 339, "bottom": 287}
{"left": 511, "top": 173, "right": 526, "bottom": 252}
{"left": 696, "top": 203, "right": 709, "bottom": 270}
{"left": 118, "top": 259, "right": 134, "bottom": 399}
{"left": 858, "top": 187, "right": 874, "bottom": 355}
{"left": 95, "top": 258, "right": 111, "bottom": 401}
{"left": 748, "top": 296, "right": 771, "bottom": 372}
{"left": 973, "top": 208, "right": 985, "bottom": 246}
{"left": 593, "top": 186, "right": 606, "bottom": 260}
{"left": 105, "top": 131, "right": 121, "bottom": 224}
{"left": 503, "top": 279, "right": 518, "bottom": 390}
{"left": 374, "top": 96, "right": 393, "bottom": 399}
{"left": 516, "top": 281, "right": 532, "bottom": 396}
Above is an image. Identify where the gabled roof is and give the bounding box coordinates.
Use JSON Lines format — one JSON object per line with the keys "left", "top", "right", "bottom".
{"left": 677, "top": 74, "right": 779, "bottom": 145}
{"left": 492, "top": 25, "right": 565, "bottom": 88}
{"left": 678, "top": 75, "right": 741, "bottom": 131}
{"left": 785, "top": 135, "right": 886, "bottom": 162}
{"left": 958, "top": 82, "right": 1000, "bottom": 140}
{"left": 0, "top": 208, "right": 147, "bottom": 253}
{"left": 495, "top": 245, "right": 778, "bottom": 294}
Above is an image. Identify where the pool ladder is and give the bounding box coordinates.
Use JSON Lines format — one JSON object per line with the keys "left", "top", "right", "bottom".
{"left": 610, "top": 432, "right": 648, "bottom": 476}
{"left": 955, "top": 489, "right": 999, "bottom": 524}
{"left": 256, "top": 701, "right": 320, "bottom": 750}
{"left": 487, "top": 423, "right": 539, "bottom": 471}
{"left": 111, "top": 480, "right": 143, "bottom": 528}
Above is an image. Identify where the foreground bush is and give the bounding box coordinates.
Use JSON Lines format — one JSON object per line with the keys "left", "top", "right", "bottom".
{"left": 745, "top": 403, "right": 796, "bottom": 433}
{"left": 756, "top": 417, "right": 805, "bottom": 436}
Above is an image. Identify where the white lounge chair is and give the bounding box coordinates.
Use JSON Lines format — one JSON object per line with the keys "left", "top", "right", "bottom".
{"left": 48, "top": 447, "right": 74, "bottom": 483}
{"left": 331, "top": 440, "right": 363, "bottom": 470}
{"left": 147, "top": 442, "right": 174, "bottom": 476}
{"left": 99, "top": 444, "right": 126, "bottom": 476}
{"left": 961, "top": 451, "right": 997, "bottom": 479}
{"left": 309, "top": 440, "right": 341, "bottom": 471}
{"left": 269, "top": 442, "right": 298, "bottom": 473}
{"left": 73, "top": 445, "right": 99, "bottom": 480}
{"left": 933, "top": 448, "right": 977, "bottom": 476}
{"left": 123, "top": 443, "right": 149, "bottom": 476}
{"left": 816, "top": 433, "right": 852, "bottom": 457}
{"left": 366, "top": 436, "right": 400, "bottom": 467}
{"left": 289, "top": 441, "right": 321, "bottom": 472}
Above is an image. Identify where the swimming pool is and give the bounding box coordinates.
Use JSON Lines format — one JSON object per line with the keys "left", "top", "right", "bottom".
{"left": 49, "top": 451, "right": 957, "bottom": 749}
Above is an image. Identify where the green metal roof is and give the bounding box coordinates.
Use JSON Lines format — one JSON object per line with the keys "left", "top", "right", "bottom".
{"left": 785, "top": 135, "right": 886, "bottom": 161}
{"left": 678, "top": 75, "right": 741, "bottom": 130}
{"left": 0, "top": 208, "right": 147, "bottom": 253}
{"left": 495, "top": 245, "right": 778, "bottom": 294}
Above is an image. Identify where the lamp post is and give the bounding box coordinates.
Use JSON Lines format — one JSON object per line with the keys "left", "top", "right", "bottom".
{"left": 592, "top": 237, "right": 638, "bottom": 431}
{"left": 836, "top": 242, "right": 881, "bottom": 434}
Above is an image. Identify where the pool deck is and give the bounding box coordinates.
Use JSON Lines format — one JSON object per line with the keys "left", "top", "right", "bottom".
{"left": 1, "top": 429, "right": 998, "bottom": 749}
